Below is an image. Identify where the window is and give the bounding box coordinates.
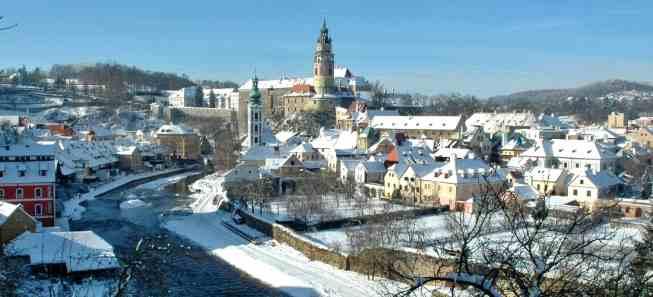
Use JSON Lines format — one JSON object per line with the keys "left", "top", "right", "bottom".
{"left": 575, "top": 163, "right": 580, "bottom": 169}
{"left": 563, "top": 162, "right": 568, "bottom": 169}
{"left": 19, "top": 170, "right": 25, "bottom": 177}
{"left": 40, "top": 170, "right": 47, "bottom": 176}
{"left": 16, "top": 188, "right": 24, "bottom": 199}
{"left": 573, "top": 189, "right": 578, "bottom": 196}
{"left": 586, "top": 190, "right": 591, "bottom": 197}
{"left": 536, "top": 184, "right": 540, "bottom": 190}
{"left": 34, "top": 204, "right": 43, "bottom": 217}
{"left": 0, "top": 189, "right": 4, "bottom": 198}
{"left": 580, "top": 179, "right": 584, "bottom": 185}
{"left": 0, "top": 170, "right": 3, "bottom": 177}
{"left": 35, "top": 188, "right": 43, "bottom": 199}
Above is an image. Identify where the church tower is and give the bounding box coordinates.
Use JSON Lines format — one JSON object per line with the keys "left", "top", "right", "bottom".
{"left": 247, "top": 75, "right": 263, "bottom": 147}
{"left": 313, "top": 19, "right": 335, "bottom": 98}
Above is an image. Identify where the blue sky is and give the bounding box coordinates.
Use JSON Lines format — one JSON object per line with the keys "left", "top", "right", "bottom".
{"left": 0, "top": 0, "right": 651, "bottom": 97}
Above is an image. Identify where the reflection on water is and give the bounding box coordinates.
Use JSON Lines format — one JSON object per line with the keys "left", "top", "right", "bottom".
{"left": 71, "top": 174, "right": 290, "bottom": 297}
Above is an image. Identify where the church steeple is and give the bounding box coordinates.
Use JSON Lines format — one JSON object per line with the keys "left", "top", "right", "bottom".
{"left": 247, "top": 73, "right": 263, "bottom": 147}
{"left": 249, "top": 75, "right": 262, "bottom": 105}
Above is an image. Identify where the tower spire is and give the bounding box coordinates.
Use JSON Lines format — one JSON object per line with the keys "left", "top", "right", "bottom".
{"left": 249, "top": 72, "right": 261, "bottom": 105}
{"left": 321, "top": 17, "right": 328, "bottom": 33}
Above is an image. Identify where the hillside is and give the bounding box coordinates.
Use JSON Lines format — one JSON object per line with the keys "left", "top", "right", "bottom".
{"left": 489, "top": 79, "right": 653, "bottom": 104}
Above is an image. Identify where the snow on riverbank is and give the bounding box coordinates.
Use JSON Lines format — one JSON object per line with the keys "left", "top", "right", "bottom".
{"left": 164, "top": 174, "right": 428, "bottom": 297}
{"left": 120, "top": 199, "right": 148, "bottom": 209}
{"left": 135, "top": 171, "right": 202, "bottom": 190}
{"left": 63, "top": 168, "right": 190, "bottom": 220}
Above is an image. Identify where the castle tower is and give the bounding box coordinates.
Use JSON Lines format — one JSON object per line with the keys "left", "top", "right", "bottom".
{"left": 313, "top": 19, "right": 335, "bottom": 98}
{"left": 247, "top": 75, "right": 263, "bottom": 147}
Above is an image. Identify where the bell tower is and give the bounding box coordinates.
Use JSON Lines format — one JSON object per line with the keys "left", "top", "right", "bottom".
{"left": 313, "top": 19, "right": 335, "bottom": 98}
{"left": 247, "top": 75, "right": 263, "bottom": 147}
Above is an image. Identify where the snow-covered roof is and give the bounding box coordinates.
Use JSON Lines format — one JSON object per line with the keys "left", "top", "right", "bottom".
{"left": 357, "top": 160, "right": 386, "bottom": 173}
{"left": 524, "top": 167, "right": 566, "bottom": 182}
{"left": 239, "top": 77, "right": 313, "bottom": 90}
{"left": 370, "top": 115, "right": 462, "bottom": 131}
{"left": 155, "top": 124, "right": 195, "bottom": 135}
{"left": 5, "top": 231, "right": 120, "bottom": 273}
{"left": 310, "top": 129, "right": 358, "bottom": 151}
{"left": 0, "top": 144, "right": 56, "bottom": 184}
{"left": 115, "top": 145, "right": 137, "bottom": 155}
{"left": 521, "top": 139, "right": 615, "bottom": 160}
{"left": 0, "top": 201, "right": 19, "bottom": 225}
{"left": 466, "top": 112, "right": 536, "bottom": 133}
{"left": 275, "top": 131, "right": 299, "bottom": 144}
{"left": 433, "top": 147, "right": 473, "bottom": 159}
{"left": 567, "top": 126, "right": 619, "bottom": 141}
{"left": 55, "top": 140, "right": 118, "bottom": 175}
{"left": 425, "top": 159, "right": 502, "bottom": 184}
{"left": 290, "top": 143, "right": 314, "bottom": 154}
{"left": 241, "top": 146, "right": 279, "bottom": 162}
{"left": 511, "top": 183, "right": 539, "bottom": 201}
{"left": 570, "top": 170, "right": 622, "bottom": 189}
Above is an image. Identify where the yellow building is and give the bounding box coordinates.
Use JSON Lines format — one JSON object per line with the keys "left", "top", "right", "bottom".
{"left": 384, "top": 159, "right": 506, "bottom": 209}
{"left": 631, "top": 127, "right": 653, "bottom": 149}
{"left": 524, "top": 168, "right": 568, "bottom": 196}
{"left": 607, "top": 112, "right": 626, "bottom": 129}
{"left": 154, "top": 124, "right": 201, "bottom": 160}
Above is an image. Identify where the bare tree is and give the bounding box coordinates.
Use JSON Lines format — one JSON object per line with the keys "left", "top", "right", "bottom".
{"left": 0, "top": 16, "right": 17, "bottom": 31}
{"left": 361, "top": 182, "right": 652, "bottom": 297}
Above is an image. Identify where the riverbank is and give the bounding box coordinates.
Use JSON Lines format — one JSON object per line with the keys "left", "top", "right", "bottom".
{"left": 63, "top": 167, "right": 201, "bottom": 221}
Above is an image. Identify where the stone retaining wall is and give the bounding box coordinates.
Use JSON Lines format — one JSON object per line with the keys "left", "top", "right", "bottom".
{"left": 236, "top": 207, "right": 458, "bottom": 278}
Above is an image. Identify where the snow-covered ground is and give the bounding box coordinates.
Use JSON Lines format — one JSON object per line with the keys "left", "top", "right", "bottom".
{"left": 63, "top": 168, "right": 191, "bottom": 221}
{"left": 261, "top": 195, "right": 415, "bottom": 224}
{"left": 305, "top": 214, "right": 451, "bottom": 253}
{"left": 135, "top": 171, "right": 202, "bottom": 190}
{"left": 164, "top": 174, "right": 430, "bottom": 297}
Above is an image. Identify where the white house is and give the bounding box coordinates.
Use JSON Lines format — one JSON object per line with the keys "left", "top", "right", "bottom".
{"left": 168, "top": 86, "right": 200, "bottom": 107}
{"left": 567, "top": 169, "right": 622, "bottom": 209}
{"left": 520, "top": 139, "right": 616, "bottom": 174}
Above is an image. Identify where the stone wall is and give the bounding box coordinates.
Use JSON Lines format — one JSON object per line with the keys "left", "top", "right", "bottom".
{"left": 164, "top": 106, "right": 236, "bottom": 126}
{"left": 238, "top": 210, "right": 348, "bottom": 269}
{"left": 236, "top": 207, "right": 459, "bottom": 278}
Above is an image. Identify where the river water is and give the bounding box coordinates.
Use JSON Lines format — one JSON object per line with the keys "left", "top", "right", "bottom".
{"left": 70, "top": 174, "right": 289, "bottom": 297}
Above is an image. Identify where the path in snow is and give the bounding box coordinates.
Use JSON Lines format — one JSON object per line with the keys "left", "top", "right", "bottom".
{"left": 163, "top": 175, "right": 422, "bottom": 297}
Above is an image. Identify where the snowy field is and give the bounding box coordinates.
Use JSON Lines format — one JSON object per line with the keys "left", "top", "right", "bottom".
{"left": 305, "top": 214, "right": 452, "bottom": 253}
{"left": 260, "top": 195, "right": 415, "bottom": 224}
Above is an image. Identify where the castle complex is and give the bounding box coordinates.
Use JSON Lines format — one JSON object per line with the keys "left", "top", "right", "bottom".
{"left": 238, "top": 20, "right": 367, "bottom": 135}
